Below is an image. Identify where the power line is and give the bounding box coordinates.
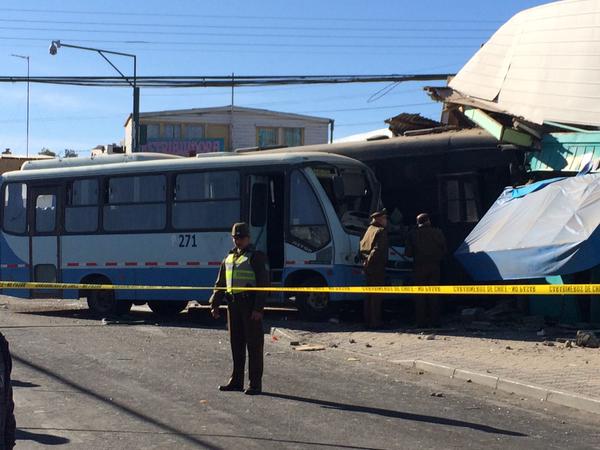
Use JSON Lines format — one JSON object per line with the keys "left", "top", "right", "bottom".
{"left": 0, "top": 74, "right": 456, "bottom": 88}
{"left": 0, "top": 25, "right": 491, "bottom": 41}
{"left": 0, "top": 18, "right": 497, "bottom": 33}
{"left": 0, "top": 7, "right": 504, "bottom": 24}
{"left": 301, "top": 102, "right": 437, "bottom": 114}
{"left": 0, "top": 35, "right": 477, "bottom": 49}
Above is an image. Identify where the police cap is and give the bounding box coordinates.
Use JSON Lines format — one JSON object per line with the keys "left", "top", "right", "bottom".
{"left": 231, "top": 222, "right": 250, "bottom": 237}
{"left": 369, "top": 208, "right": 388, "bottom": 219}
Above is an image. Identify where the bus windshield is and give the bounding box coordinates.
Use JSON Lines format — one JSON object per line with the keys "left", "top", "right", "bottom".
{"left": 310, "top": 165, "right": 375, "bottom": 235}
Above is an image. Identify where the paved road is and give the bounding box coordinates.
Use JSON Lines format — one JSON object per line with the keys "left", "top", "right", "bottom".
{"left": 1, "top": 297, "right": 599, "bottom": 449}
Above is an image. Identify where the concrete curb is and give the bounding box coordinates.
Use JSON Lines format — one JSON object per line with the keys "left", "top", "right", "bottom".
{"left": 271, "top": 327, "right": 600, "bottom": 416}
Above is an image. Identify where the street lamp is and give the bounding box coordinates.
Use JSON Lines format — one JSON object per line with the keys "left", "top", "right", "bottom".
{"left": 49, "top": 40, "right": 140, "bottom": 153}
{"left": 11, "top": 54, "right": 30, "bottom": 157}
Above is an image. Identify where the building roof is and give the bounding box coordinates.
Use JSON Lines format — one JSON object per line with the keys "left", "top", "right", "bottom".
{"left": 449, "top": 0, "right": 600, "bottom": 127}
{"left": 124, "top": 105, "right": 332, "bottom": 127}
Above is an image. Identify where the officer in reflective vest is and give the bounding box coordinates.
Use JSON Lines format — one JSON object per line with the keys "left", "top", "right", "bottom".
{"left": 210, "top": 222, "right": 269, "bottom": 395}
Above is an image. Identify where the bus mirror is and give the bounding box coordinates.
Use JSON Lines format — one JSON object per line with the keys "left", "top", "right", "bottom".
{"left": 250, "top": 183, "right": 268, "bottom": 227}
{"left": 332, "top": 176, "right": 345, "bottom": 200}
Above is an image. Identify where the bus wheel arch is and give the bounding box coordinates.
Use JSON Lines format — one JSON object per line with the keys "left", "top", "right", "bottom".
{"left": 285, "top": 270, "right": 331, "bottom": 321}
{"left": 79, "top": 274, "right": 131, "bottom": 318}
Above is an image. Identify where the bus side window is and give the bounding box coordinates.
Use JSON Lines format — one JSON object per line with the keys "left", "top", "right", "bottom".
{"left": 3, "top": 183, "right": 27, "bottom": 234}
{"left": 65, "top": 179, "right": 99, "bottom": 233}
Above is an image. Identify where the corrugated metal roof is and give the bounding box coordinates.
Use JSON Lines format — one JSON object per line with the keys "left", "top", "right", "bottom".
{"left": 450, "top": 0, "right": 600, "bottom": 127}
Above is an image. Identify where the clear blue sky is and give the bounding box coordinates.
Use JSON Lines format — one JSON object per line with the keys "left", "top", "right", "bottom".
{"left": 0, "top": 0, "right": 551, "bottom": 156}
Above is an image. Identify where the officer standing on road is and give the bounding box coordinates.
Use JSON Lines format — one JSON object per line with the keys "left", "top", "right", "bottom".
{"left": 405, "top": 213, "right": 447, "bottom": 328}
{"left": 0, "top": 332, "right": 16, "bottom": 450}
{"left": 360, "top": 209, "right": 389, "bottom": 329}
{"left": 210, "top": 223, "right": 269, "bottom": 395}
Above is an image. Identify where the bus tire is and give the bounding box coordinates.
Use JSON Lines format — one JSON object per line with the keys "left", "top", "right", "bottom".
{"left": 86, "top": 290, "right": 131, "bottom": 318}
{"left": 148, "top": 300, "right": 188, "bottom": 317}
{"left": 295, "top": 276, "right": 331, "bottom": 321}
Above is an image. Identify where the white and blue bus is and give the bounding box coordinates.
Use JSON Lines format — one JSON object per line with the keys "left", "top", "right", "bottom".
{"left": 0, "top": 151, "right": 407, "bottom": 319}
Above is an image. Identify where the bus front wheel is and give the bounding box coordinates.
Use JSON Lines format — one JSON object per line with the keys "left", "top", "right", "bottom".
{"left": 148, "top": 301, "right": 188, "bottom": 317}
{"left": 295, "top": 276, "right": 331, "bottom": 321}
{"left": 87, "top": 290, "right": 131, "bottom": 318}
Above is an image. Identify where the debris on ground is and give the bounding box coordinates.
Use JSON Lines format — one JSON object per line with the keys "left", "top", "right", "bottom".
{"left": 430, "top": 392, "right": 444, "bottom": 398}
{"left": 565, "top": 340, "right": 573, "bottom": 348}
{"left": 461, "top": 307, "right": 485, "bottom": 323}
{"left": 347, "top": 357, "right": 360, "bottom": 361}
{"left": 289, "top": 341, "right": 300, "bottom": 346}
{"left": 365, "top": 343, "right": 372, "bottom": 348}
{"left": 425, "top": 334, "right": 436, "bottom": 341}
{"left": 349, "top": 339, "right": 356, "bottom": 344}
{"left": 505, "top": 345, "right": 513, "bottom": 350}
{"left": 294, "top": 344, "right": 326, "bottom": 352}
{"left": 542, "top": 341, "right": 555, "bottom": 347}
{"left": 576, "top": 330, "right": 600, "bottom": 349}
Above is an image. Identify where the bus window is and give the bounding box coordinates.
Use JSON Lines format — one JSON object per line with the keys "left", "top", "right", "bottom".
{"left": 3, "top": 183, "right": 27, "bottom": 234}
{"left": 35, "top": 194, "right": 57, "bottom": 233}
{"left": 65, "top": 179, "right": 99, "bottom": 233}
{"left": 312, "top": 166, "right": 373, "bottom": 234}
{"left": 104, "top": 175, "right": 166, "bottom": 231}
{"left": 289, "top": 170, "right": 330, "bottom": 251}
{"left": 172, "top": 171, "right": 240, "bottom": 230}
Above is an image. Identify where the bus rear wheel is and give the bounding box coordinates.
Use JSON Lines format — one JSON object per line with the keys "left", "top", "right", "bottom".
{"left": 148, "top": 300, "right": 188, "bottom": 317}
{"left": 87, "top": 290, "right": 131, "bottom": 318}
{"left": 295, "top": 276, "right": 331, "bottom": 321}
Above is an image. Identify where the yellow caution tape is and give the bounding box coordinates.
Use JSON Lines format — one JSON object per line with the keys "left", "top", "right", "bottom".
{"left": 1, "top": 280, "right": 600, "bottom": 295}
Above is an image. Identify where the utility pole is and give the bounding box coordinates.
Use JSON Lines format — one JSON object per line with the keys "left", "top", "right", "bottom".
{"left": 11, "top": 54, "right": 30, "bottom": 157}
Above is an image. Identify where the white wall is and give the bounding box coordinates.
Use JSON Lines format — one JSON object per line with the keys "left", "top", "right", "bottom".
{"left": 125, "top": 110, "right": 329, "bottom": 153}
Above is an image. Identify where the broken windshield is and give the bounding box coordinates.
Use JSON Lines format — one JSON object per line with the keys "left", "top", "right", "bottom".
{"left": 310, "top": 165, "right": 375, "bottom": 235}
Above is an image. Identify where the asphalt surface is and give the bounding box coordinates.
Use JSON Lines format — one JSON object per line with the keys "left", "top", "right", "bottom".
{"left": 1, "top": 297, "right": 599, "bottom": 450}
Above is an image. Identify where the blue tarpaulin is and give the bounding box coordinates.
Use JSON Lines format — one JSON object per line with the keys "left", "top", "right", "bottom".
{"left": 455, "top": 174, "right": 600, "bottom": 281}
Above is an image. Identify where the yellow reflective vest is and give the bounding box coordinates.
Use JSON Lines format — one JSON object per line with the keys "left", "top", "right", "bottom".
{"left": 225, "top": 251, "right": 257, "bottom": 294}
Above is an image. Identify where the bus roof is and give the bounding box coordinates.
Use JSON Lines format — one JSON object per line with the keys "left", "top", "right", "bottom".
{"left": 1, "top": 151, "right": 365, "bottom": 182}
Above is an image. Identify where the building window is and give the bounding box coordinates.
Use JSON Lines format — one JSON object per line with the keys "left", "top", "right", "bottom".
{"left": 163, "top": 124, "right": 181, "bottom": 140}
{"left": 172, "top": 171, "right": 240, "bottom": 230}
{"left": 66, "top": 179, "right": 99, "bottom": 233}
{"left": 283, "top": 128, "right": 303, "bottom": 147}
{"left": 184, "top": 124, "right": 204, "bottom": 140}
{"left": 257, "top": 127, "right": 304, "bottom": 148}
{"left": 3, "top": 183, "right": 27, "bottom": 234}
{"left": 104, "top": 175, "right": 166, "bottom": 231}
{"left": 440, "top": 174, "right": 481, "bottom": 224}
{"left": 146, "top": 124, "right": 160, "bottom": 140}
{"left": 257, "top": 127, "right": 278, "bottom": 147}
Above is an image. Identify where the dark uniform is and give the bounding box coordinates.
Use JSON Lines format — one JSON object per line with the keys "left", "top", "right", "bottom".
{"left": 405, "top": 214, "right": 447, "bottom": 327}
{"left": 210, "top": 223, "right": 269, "bottom": 395}
{"left": 360, "top": 209, "right": 389, "bottom": 328}
{"left": 0, "top": 333, "right": 15, "bottom": 450}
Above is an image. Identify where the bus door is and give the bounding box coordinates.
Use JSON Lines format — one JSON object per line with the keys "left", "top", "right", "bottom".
{"left": 28, "top": 186, "right": 61, "bottom": 297}
{"left": 248, "top": 173, "right": 285, "bottom": 282}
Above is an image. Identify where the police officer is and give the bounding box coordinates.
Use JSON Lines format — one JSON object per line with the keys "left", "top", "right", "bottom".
{"left": 405, "top": 213, "right": 447, "bottom": 328}
{"left": 360, "top": 209, "right": 389, "bottom": 329}
{"left": 210, "top": 223, "right": 269, "bottom": 395}
{"left": 0, "top": 332, "right": 15, "bottom": 450}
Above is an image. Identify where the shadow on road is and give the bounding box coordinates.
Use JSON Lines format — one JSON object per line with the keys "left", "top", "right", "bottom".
{"left": 262, "top": 392, "right": 528, "bottom": 437}
{"left": 11, "top": 379, "right": 40, "bottom": 388}
{"left": 12, "top": 353, "right": 223, "bottom": 450}
{"left": 16, "top": 428, "right": 70, "bottom": 445}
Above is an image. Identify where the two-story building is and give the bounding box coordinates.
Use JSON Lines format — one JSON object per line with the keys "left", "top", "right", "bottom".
{"left": 123, "top": 105, "right": 332, "bottom": 155}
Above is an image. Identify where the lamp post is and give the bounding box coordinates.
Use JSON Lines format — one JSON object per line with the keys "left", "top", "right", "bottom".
{"left": 11, "top": 54, "right": 30, "bottom": 157}
{"left": 49, "top": 40, "right": 139, "bottom": 153}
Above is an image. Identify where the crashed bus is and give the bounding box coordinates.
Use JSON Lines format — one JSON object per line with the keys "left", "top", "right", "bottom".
{"left": 0, "top": 151, "right": 406, "bottom": 319}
